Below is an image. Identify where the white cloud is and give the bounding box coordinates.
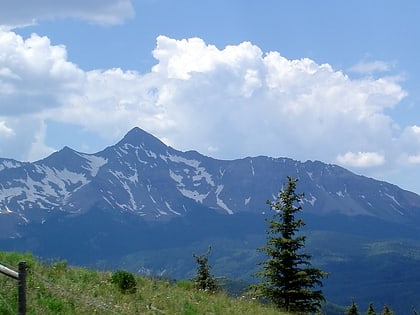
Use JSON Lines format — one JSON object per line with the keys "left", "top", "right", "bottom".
{"left": 1, "top": 30, "right": 419, "bottom": 193}
{"left": 26, "top": 121, "right": 55, "bottom": 161}
{"left": 407, "top": 155, "right": 420, "bottom": 164}
{"left": 0, "top": 121, "right": 14, "bottom": 137}
{"left": 0, "top": 0, "right": 134, "bottom": 28}
{"left": 0, "top": 30, "right": 84, "bottom": 116}
{"left": 336, "top": 151, "right": 385, "bottom": 168}
{"left": 349, "top": 60, "right": 392, "bottom": 74}
{"left": 410, "top": 125, "right": 420, "bottom": 134}
{"left": 146, "top": 36, "right": 406, "bottom": 163}
{"left": 397, "top": 125, "right": 420, "bottom": 166}
{"left": 0, "top": 116, "right": 54, "bottom": 160}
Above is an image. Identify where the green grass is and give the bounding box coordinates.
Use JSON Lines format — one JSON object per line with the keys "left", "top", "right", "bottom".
{"left": 0, "top": 251, "right": 290, "bottom": 315}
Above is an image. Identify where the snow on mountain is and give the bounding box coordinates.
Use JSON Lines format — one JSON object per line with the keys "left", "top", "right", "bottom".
{"left": 1, "top": 126, "right": 420, "bottom": 237}
{"left": 0, "top": 158, "right": 28, "bottom": 172}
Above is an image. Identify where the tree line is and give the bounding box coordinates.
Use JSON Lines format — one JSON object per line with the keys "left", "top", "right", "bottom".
{"left": 345, "top": 299, "right": 419, "bottom": 315}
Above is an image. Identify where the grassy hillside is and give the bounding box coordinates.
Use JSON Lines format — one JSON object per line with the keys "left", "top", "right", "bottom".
{"left": 0, "top": 251, "right": 288, "bottom": 315}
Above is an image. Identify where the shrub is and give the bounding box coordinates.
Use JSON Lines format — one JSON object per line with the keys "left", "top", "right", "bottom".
{"left": 111, "top": 270, "right": 137, "bottom": 294}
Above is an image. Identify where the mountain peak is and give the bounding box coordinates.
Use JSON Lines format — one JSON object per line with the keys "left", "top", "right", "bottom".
{"left": 125, "top": 126, "right": 149, "bottom": 137}
{"left": 117, "top": 127, "right": 169, "bottom": 152}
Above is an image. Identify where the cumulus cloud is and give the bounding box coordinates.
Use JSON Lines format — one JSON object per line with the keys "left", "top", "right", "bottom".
{"left": 336, "top": 151, "right": 385, "bottom": 168}
{"left": 147, "top": 36, "right": 406, "bottom": 163}
{"left": 1, "top": 30, "right": 419, "bottom": 194}
{"left": 0, "top": 0, "right": 134, "bottom": 28}
{"left": 0, "top": 30, "right": 84, "bottom": 116}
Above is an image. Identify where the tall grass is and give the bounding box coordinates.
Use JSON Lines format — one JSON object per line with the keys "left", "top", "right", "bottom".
{"left": 0, "top": 251, "right": 289, "bottom": 315}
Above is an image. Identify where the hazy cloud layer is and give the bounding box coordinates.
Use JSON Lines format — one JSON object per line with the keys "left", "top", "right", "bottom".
{"left": 0, "top": 31, "right": 418, "bottom": 190}
{"left": 0, "top": 0, "right": 134, "bottom": 27}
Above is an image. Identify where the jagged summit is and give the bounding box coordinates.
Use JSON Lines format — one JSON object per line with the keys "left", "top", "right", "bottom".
{"left": 116, "top": 127, "right": 169, "bottom": 152}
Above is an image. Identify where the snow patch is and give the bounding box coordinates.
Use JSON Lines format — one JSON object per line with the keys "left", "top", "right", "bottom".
{"left": 78, "top": 153, "right": 108, "bottom": 176}
{"left": 250, "top": 159, "right": 255, "bottom": 176}
{"left": 165, "top": 201, "right": 181, "bottom": 215}
{"left": 0, "top": 160, "right": 24, "bottom": 171}
{"left": 145, "top": 150, "right": 157, "bottom": 159}
{"left": 169, "top": 170, "right": 183, "bottom": 185}
{"left": 168, "top": 154, "right": 215, "bottom": 186}
{"left": 215, "top": 185, "right": 233, "bottom": 214}
{"left": 122, "top": 182, "right": 137, "bottom": 210}
{"left": 0, "top": 207, "right": 12, "bottom": 214}
{"left": 178, "top": 188, "right": 209, "bottom": 203}
{"left": 389, "top": 203, "right": 404, "bottom": 215}
{"left": 336, "top": 190, "right": 345, "bottom": 197}
{"left": 150, "top": 195, "right": 157, "bottom": 204}
{"left": 384, "top": 193, "right": 401, "bottom": 207}
{"left": 305, "top": 194, "right": 317, "bottom": 206}
{"left": 0, "top": 165, "right": 90, "bottom": 211}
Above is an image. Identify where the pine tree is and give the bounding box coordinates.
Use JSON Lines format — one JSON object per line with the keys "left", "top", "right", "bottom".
{"left": 253, "top": 176, "right": 327, "bottom": 314}
{"left": 366, "top": 303, "right": 377, "bottom": 315}
{"left": 380, "top": 305, "right": 393, "bottom": 315}
{"left": 346, "top": 300, "right": 359, "bottom": 315}
{"left": 192, "top": 246, "right": 220, "bottom": 293}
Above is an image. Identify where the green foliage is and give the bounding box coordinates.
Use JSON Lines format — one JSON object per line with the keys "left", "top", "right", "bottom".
{"left": 111, "top": 269, "right": 137, "bottom": 294}
{"left": 192, "top": 246, "right": 220, "bottom": 293}
{"left": 346, "top": 300, "right": 359, "bottom": 315}
{"left": 253, "top": 176, "right": 327, "bottom": 314}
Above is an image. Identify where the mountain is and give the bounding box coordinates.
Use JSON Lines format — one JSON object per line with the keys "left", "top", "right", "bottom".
{"left": 1, "top": 127, "right": 419, "bottom": 231}
{"left": 1, "top": 127, "right": 420, "bottom": 313}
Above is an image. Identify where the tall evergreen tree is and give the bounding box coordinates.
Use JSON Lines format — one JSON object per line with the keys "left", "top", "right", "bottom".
{"left": 346, "top": 300, "right": 359, "bottom": 315}
{"left": 380, "top": 305, "right": 393, "bottom": 315}
{"left": 366, "top": 303, "right": 377, "bottom": 315}
{"left": 253, "top": 176, "right": 327, "bottom": 314}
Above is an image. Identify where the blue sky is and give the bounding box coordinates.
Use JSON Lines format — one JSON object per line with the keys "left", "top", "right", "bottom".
{"left": 1, "top": 0, "right": 420, "bottom": 194}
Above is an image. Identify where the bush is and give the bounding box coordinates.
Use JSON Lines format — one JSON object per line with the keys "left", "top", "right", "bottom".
{"left": 111, "top": 270, "right": 137, "bottom": 294}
